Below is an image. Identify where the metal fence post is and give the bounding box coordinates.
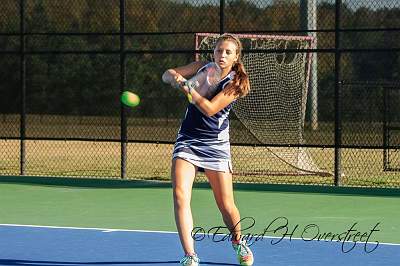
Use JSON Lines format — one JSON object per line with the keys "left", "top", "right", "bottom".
{"left": 334, "top": 0, "right": 342, "bottom": 186}
{"left": 20, "top": 0, "right": 26, "bottom": 176}
{"left": 120, "top": 0, "right": 127, "bottom": 179}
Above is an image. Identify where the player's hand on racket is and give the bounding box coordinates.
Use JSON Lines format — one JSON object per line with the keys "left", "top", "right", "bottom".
{"left": 162, "top": 69, "right": 186, "bottom": 90}
{"left": 172, "top": 74, "right": 187, "bottom": 90}
{"left": 162, "top": 61, "right": 212, "bottom": 103}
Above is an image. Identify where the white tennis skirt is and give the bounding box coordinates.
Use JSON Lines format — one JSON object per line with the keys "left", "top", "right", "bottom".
{"left": 172, "top": 133, "right": 233, "bottom": 173}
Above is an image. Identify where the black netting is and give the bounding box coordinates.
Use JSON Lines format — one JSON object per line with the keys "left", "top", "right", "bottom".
{"left": 0, "top": 0, "right": 399, "bottom": 188}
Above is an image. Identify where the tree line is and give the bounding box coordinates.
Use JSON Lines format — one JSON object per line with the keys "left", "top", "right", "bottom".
{"left": 0, "top": 0, "right": 399, "bottom": 123}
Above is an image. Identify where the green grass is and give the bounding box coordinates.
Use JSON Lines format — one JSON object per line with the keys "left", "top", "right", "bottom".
{"left": 1, "top": 139, "right": 399, "bottom": 188}
{"left": 1, "top": 114, "right": 399, "bottom": 188}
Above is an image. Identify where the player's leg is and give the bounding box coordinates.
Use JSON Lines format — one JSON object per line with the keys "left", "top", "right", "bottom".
{"left": 205, "top": 169, "right": 254, "bottom": 266}
{"left": 204, "top": 169, "right": 241, "bottom": 240}
{"left": 172, "top": 158, "right": 199, "bottom": 264}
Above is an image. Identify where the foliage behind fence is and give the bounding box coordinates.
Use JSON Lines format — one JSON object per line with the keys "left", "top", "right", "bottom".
{"left": 1, "top": 0, "right": 400, "bottom": 187}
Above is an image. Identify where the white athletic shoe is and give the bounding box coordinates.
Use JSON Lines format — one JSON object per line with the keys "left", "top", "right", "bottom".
{"left": 180, "top": 253, "right": 200, "bottom": 266}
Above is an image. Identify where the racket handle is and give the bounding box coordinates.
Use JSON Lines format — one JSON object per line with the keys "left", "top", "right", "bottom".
{"left": 187, "top": 93, "right": 193, "bottom": 104}
{"left": 181, "top": 79, "right": 195, "bottom": 103}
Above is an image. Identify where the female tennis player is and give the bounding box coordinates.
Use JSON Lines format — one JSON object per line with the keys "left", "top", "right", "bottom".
{"left": 162, "top": 33, "right": 253, "bottom": 266}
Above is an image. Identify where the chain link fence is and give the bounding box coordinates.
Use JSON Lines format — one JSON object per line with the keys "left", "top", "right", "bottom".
{"left": 1, "top": 0, "right": 399, "bottom": 188}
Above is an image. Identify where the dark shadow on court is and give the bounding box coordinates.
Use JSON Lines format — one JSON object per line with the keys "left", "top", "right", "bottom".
{"left": 0, "top": 259, "right": 240, "bottom": 266}
{"left": 1, "top": 175, "right": 399, "bottom": 197}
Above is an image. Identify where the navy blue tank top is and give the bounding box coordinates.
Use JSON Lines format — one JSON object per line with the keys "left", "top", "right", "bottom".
{"left": 179, "top": 67, "right": 235, "bottom": 140}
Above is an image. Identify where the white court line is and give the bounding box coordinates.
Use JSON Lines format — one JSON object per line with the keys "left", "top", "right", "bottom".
{"left": 1, "top": 223, "right": 399, "bottom": 247}
{"left": 0, "top": 223, "right": 177, "bottom": 234}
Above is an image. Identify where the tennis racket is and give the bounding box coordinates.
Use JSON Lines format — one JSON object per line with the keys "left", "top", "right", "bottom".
{"left": 182, "top": 62, "right": 222, "bottom": 103}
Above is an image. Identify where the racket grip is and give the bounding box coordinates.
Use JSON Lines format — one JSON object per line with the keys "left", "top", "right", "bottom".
{"left": 187, "top": 93, "right": 193, "bottom": 104}
{"left": 181, "top": 79, "right": 194, "bottom": 103}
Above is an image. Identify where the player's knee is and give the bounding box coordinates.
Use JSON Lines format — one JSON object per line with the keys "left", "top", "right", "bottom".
{"left": 173, "top": 187, "right": 190, "bottom": 207}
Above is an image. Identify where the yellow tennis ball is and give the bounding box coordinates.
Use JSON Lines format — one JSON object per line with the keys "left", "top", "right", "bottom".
{"left": 121, "top": 91, "right": 140, "bottom": 107}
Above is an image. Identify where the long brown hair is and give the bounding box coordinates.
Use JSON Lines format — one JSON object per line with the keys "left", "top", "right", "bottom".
{"left": 216, "top": 33, "right": 250, "bottom": 98}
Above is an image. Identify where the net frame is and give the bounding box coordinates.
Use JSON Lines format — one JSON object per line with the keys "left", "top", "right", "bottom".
{"left": 195, "top": 33, "right": 330, "bottom": 176}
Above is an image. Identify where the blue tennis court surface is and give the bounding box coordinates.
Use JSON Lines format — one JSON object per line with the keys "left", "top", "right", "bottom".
{"left": 0, "top": 224, "right": 398, "bottom": 265}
